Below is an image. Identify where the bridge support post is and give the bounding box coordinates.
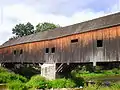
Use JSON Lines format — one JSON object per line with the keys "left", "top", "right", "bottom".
{"left": 93, "top": 61, "right": 96, "bottom": 66}
{"left": 0, "top": 63, "right": 2, "bottom": 67}
{"left": 41, "top": 63, "right": 56, "bottom": 80}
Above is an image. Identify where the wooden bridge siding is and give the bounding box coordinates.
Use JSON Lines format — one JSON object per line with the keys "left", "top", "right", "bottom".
{"left": 23, "top": 43, "right": 28, "bottom": 63}
{"left": 0, "top": 49, "right": 2, "bottom": 62}
{"left": 1, "top": 26, "right": 120, "bottom": 63}
{"left": 59, "top": 37, "right": 67, "bottom": 63}
{"left": 109, "top": 27, "right": 118, "bottom": 61}
{"left": 70, "top": 34, "right": 79, "bottom": 63}
{"left": 103, "top": 28, "right": 110, "bottom": 62}
{"left": 93, "top": 30, "right": 103, "bottom": 62}
{"left": 117, "top": 26, "right": 120, "bottom": 61}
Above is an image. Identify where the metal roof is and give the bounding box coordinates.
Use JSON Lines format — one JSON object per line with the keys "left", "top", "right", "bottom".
{"left": 1, "top": 12, "right": 120, "bottom": 48}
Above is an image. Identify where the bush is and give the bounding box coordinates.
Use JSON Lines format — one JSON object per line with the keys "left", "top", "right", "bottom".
{"left": 0, "top": 67, "right": 8, "bottom": 73}
{"left": 112, "top": 68, "right": 120, "bottom": 74}
{"left": 72, "top": 76, "right": 84, "bottom": 87}
{"left": 65, "top": 79, "right": 76, "bottom": 88}
{"left": 94, "top": 66, "right": 103, "bottom": 73}
{"left": 103, "top": 70, "right": 115, "bottom": 75}
{"left": 7, "top": 80, "right": 27, "bottom": 90}
{"left": 50, "top": 78, "right": 76, "bottom": 88}
{"left": 110, "top": 81, "right": 120, "bottom": 89}
{"left": 0, "top": 72, "right": 27, "bottom": 83}
{"left": 26, "top": 75, "right": 47, "bottom": 89}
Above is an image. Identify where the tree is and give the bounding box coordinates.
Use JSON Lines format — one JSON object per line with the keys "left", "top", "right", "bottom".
{"left": 35, "top": 22, "right": 59, "bottom": 33}
{"left": 12, "top": 22, "right": 34, "bottom": 37}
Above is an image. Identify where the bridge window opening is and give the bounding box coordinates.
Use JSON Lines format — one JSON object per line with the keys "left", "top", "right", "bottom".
{"left": 20, "top": 49, "right": 23, "bottom": 54}
{"left": 45, "top": 48, "right": 49, "bottom": 53}
{"left": 97, "top": 40, "right": 103, "bottom": 47}
{"left": 51, "top": 47, "right": 55, "bottom": 53}
{"left": 71, "top": 39, "right": 78, "bottom": 43}
{"left": 13, "top": 50, "right": 17, "bottom": 55}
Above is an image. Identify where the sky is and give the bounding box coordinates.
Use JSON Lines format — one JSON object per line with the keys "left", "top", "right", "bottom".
{"left": 0, "top": 0, "right": 120, "bottom": 45}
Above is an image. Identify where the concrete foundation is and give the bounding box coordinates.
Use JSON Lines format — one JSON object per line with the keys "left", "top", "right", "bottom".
{"left": 41, "top": 64, "right": 56, "bottom": 80}
{"left": 93, "top": 61, "right": 96, "bottom": 66}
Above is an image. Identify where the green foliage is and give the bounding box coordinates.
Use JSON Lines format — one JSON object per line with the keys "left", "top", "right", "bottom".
{"left": 111, "top": 81, "right": 120, "bottom": 89}
{"left": 94, "top": 66, "right": 103, "bottom": 73}
{"left": 50, "top": 78, "right": 76, "bottom": 88}
{"left": 85, "top": 64, "right": 94, "bottom": 73}
{"left": 35, "top": 22, "right": 59, "bottom": 32}
{"left": 71, "top": 65, "right": 120, "bottom": 81}
{"left": 112, "top": 68, "right": 120, "bottom": 74}
{"left": 103, "top": 70, "right": 115, "bottom": 75}
{"left": 12, "top": 22, "right": 34, "bottom": 37}
{"left": 84, "top": 82, "right": 120, "bottom": 90}
{"left": 0, "top": 67, "right": 9, "bottom": 73}
{"left": 14, "top": 66, "right": 41, "bottom": 79}
{"left": 11, "top": 22, "right": 59, "bottom": 39}
{"left": 71, "top": 65, "right": 89, "bottom": 77}
{"left": 71, "top": 76, "right": 84, "bottom": 87}
{"left": 0, "top": 72, "right": 27, "bottom": 83}
{"left": 7, "top": 80, "right": 27, "bottom": 90}
{"left": 26, "top": 75, "right": 47, "bottom": 89}
{"left": 46, "top": 80, "right": 52, "bottom": 89}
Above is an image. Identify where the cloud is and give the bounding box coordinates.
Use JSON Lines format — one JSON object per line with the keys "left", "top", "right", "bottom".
{"left": 0, "top": 0, "right": 119, "bottom": 45}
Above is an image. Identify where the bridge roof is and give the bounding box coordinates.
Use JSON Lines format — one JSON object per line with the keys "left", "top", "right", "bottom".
{"left": 1, "top": 12, "right": 120, "bottom": 48}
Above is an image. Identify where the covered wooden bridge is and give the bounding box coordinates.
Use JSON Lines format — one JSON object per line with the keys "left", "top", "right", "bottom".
{"left": 1, "top": 12, "right": 120, "bottom": 79}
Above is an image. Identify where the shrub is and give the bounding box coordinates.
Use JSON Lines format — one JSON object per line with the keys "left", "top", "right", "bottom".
{"left": 9, "top": 73, "right": 27, "bottom": 82}
{"left": 94, "top": 66, "right": 103, "bottom": 73}
{"left": 7, "top": 80, "right": 27, "bottom": 90}
{"left": 0, "top": 72, "right": 27, "bottom": 83}
{"left": 103, "top": 70, "right": 115, "bottom": 75}
{"left": 72, "top": 76, "right": 84, "bottom": 87}
{"left": 48, "top": 78, "right": 65, "bottom": 88}
{"left": 50, "top": 78, "right": 76, "bottom": 88}
{"left": 112, "top": 68, "right": 120, "bottom": 74}
{"left": 110, "top": 81, "right": 120, "bottom": 89}
{"left": 46, "top": 80, "right": 52, "bottom": 89}
{"left": 0, "top": 67, "right": 8, "bottom": 73}
{"left": 65, "top": 79, "right": 76, "bottom": 88}
{"left": 26, "top": 75, "right": 47, "bottom": 89}
{"left": 85, "top": 64, "right": 94, "bottom": 73}
{"left": 0, "top": 72, "right": 10, "bottom": 83}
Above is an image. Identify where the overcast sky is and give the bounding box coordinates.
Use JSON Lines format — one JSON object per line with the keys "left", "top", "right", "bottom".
{"left": 0, "top": 0, "right": 120, "bottom": 45}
